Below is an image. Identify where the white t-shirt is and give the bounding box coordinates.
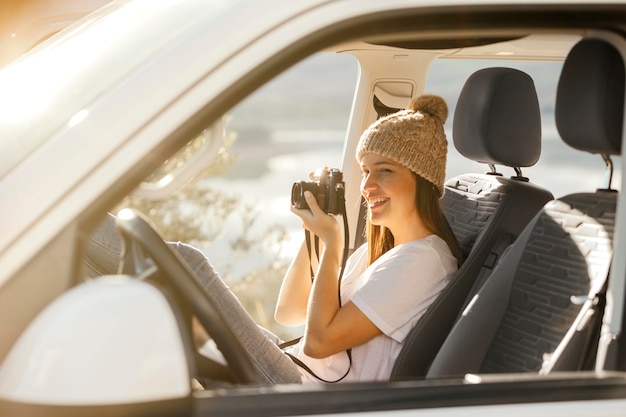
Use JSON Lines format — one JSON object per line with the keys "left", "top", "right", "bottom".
{"left": 288, "top": 235, "right": 458, "bottom": 383}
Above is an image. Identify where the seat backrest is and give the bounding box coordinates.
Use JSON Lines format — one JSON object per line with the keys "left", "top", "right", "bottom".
{"left": 425, "top": 38, "right": 624, "bottom": 379}
{"left": 391, "top": 67, "right": 554, "bottom": 380}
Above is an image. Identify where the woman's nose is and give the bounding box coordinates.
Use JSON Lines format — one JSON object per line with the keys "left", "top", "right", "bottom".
{"left": 361, "top": 173, "right": 376, "bottom": 193}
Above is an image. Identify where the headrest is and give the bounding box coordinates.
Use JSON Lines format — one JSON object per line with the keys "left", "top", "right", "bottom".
{"left": 556, "top": 39, "right": 624, "bottom": 155}
{"left": 453, "top": 67, "right": 541, "bottom": 168}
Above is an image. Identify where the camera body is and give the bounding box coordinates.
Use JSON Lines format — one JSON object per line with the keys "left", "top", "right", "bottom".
{"left": 291, "top": 168, "right": 345, "bottom": 215}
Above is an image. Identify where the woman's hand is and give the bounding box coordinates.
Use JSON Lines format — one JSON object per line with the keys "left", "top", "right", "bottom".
{"left": 291, "top": 191, "right": 341, "bottom": 248}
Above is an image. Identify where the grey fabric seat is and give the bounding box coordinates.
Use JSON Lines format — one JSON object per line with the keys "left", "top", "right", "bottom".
{"left": 426, "top": 38, "right": 624, "bottom": 379}
{"left": 391, "top": 67, "right": 554, "bottom": 380}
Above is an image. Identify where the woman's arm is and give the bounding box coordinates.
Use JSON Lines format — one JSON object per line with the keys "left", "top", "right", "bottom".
{"left": 274, "top": 238, "right": 316, "bottom": 326}
{"left": 292, "top": 191, "right": 382, "bottom": 358}
{"left": 303, "top": 240, "right": 381, "bottom": 358}
{"left": 275, "top": 169, "right": 326, "bottom": 326}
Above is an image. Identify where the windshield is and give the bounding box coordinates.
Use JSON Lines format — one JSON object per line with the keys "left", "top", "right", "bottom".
{"left": 0, "top": 0, "right": 245, "bottom": 179}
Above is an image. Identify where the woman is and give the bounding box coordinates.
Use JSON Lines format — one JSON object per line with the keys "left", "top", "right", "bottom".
{"left": 275, "top": 94, "right": 462, "bottom": 382}
{"left": 83, "top": 94, "right": 462, "bottom": 385}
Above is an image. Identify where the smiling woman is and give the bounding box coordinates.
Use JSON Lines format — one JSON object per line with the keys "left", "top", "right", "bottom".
{"left": 272, "top": 94, "right": 461, "bottom": 383}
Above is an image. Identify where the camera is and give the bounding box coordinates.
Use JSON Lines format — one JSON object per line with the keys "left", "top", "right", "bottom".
{"left": 291, "top": 168, "right": 345, "bottom": 215}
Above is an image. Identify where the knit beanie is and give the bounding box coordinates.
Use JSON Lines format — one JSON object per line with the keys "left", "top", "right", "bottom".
{"left": 356, "top": 94, "right": 448, "bottom": 196}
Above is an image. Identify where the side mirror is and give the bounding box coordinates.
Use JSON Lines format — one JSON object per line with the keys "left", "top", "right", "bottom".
{"left": 0, "top": 276, "right": 193, "bottom": 407}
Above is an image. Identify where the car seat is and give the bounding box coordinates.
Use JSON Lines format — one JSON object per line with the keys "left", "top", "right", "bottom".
{"left": 391, "top": 67, "right": 554, "bottom": 380}
{"left": 425, "top": 38, "right": 624, "bottom": 378}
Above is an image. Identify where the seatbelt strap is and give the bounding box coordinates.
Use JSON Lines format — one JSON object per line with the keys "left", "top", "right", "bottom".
{"left": 304, "top": 230, "right": 320, "bottom": 282}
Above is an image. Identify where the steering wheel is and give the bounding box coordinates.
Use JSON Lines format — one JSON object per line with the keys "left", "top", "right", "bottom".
{"left": 114, "top": 208, "right": 262, "bottom": 384}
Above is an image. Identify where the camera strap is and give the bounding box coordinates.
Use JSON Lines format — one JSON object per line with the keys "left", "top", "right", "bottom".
{"left": 304, "top": 231, "right": 320, "bottom": 282}
{"left": 280, "top": 202, "right": 352, "bottom": 383}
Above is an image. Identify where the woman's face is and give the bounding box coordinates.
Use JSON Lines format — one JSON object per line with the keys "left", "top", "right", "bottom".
{"left": 359, "top": 153, "right": 418, "bottom": 235}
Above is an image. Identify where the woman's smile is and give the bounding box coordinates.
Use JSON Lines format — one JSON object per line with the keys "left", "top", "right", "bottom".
{"left": 367, "top": 196, "right": 389, "bottom": 209}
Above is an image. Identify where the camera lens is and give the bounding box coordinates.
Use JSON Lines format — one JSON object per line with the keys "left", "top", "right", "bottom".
{"left": 291, "top": 181, "right": 308, "bottom": 209}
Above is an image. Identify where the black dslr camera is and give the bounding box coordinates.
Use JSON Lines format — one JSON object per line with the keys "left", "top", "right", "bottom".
{"left": 291, "top": 168, "right": 345, "bottom": 215}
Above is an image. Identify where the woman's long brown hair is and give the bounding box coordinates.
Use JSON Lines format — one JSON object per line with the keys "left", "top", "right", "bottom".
{"left": 365, "top": 174, "right": 464, "bottom": 266}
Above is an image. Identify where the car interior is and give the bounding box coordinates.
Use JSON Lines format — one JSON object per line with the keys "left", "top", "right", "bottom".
{"left": 391, "top": 65, "right": 555, "bottom": 380}
{"left": 429, "top": 40, "right": 624, "bottom": 377}
{"left": 394, "top": 39, "right": 624, "bottom": 378}
{"left": 424, "top": 38, "right": 623, "bottom": 378}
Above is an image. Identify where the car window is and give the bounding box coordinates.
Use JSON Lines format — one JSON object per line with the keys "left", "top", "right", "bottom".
{"left": 207, "top": 52, "right": 356, "bottom": 340}
{"left": 124, "top": 51, "right": 624, "bottom": 341}
{"left": 120, "top": 51, "right": 358, "bottom": 340}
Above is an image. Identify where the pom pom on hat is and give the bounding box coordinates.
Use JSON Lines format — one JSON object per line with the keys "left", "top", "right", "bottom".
{"left": 356, "top": 94, "right": 449, "bottom": 196}
{"left": 408, "top": 94, "right": 448, "bottom": 125}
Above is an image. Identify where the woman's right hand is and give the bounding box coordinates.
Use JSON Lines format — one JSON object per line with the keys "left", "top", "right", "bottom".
{"left": 291, "top": 191, "right": 341, "bottom": 249}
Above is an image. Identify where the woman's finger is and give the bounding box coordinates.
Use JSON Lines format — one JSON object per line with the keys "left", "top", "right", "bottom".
{"left": 304, "top": 191, "right": 325, "bottom": 216}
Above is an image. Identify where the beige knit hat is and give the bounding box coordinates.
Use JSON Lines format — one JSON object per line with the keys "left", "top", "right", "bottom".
{"left": 356, "top": 94, "right": 449, "bottom": 196}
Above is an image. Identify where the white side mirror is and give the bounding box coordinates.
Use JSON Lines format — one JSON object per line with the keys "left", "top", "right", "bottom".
{"left": 0, "top": 276, "right": 192, "bottom": 405}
